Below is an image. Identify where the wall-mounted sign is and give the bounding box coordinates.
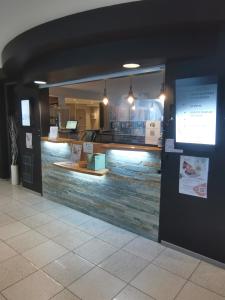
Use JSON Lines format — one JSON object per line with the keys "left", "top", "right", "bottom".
{"left": 21, "top": 99, "right": 31, "bottom": 127}
{"left": 26, "top": 133, "right": 32, "bottom": 149}
{"left": 165, "top": 138, "right": 183, "bottom": 153}
{"left": 176, "top": 76, "right": 217, "bottom": 145}
{"left": 179, "top": 155, "right": 209, "bottom": 198}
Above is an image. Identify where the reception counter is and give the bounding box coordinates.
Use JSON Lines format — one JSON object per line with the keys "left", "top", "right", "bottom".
{"left": 41, "top": 138, "right": 161, "bottom": 240}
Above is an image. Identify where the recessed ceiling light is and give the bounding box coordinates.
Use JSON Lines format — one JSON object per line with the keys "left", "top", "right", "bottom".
{"left": 34, "top": 80, "right": 47, "bottom": 85}
{"left": 123, "top": 63, "right": 140, "bottom": 69}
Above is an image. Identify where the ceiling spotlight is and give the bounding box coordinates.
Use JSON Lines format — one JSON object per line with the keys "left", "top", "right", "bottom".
{"left": 127, "top": 77, "right": 135, "bottom": 105}
{"left": 123, "top": 63, "right": 140, "bottom": 69}
{"left": 34, "top": 80, "right": 47, "bottom": 85}
{"left": 102, "top": 80, "right": 109, "bottom": 106}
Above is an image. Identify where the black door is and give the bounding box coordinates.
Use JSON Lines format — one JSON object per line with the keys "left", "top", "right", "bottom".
{"left": 15, "top": 85, "right": 49, "bottom": 194}
{"left": 160, "top": 56, "right": 225, "bottom": 263}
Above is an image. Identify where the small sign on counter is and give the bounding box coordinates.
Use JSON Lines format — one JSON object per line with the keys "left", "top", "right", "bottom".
{"left": 83, "top": 142, "right": 93, "bottom": 154}
{"left": 49, "top": 126, "right": 58, "bottom": 140}
{"left": 71, "top": 144, "right": 82, "bottom": 163}
{"left": 145, "top": 121, "right": 161, "bottom": 145}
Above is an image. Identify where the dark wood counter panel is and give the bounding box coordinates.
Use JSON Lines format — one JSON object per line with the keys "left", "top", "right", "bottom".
{"left": 41, "top": 137, "right": 161, "bottom": 152}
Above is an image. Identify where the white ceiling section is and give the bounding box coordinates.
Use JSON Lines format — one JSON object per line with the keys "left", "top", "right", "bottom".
{"left": 0, "top": 0, "right": 139, "bottom": 67}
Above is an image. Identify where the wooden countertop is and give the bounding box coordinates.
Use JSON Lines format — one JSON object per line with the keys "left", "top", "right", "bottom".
{"left": 53, "top": 161, "right": 109, "bottom": 176}
{"left": 41, "top": 137, "right": 161, "bottom": 152}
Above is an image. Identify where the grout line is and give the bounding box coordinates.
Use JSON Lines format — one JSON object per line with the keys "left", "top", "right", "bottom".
{"left": 2, "top": 186, "right": 225, "bottom": 299}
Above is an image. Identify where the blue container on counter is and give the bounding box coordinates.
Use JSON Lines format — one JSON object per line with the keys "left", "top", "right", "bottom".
{"left": 87, "top": 153, "right": 106, "bottom": 171}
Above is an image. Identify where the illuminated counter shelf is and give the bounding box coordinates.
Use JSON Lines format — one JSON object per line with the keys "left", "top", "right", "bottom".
{"left": 41, "top": 137, "right": 161, "bottom": 152}
{"left": 53, "top": 161, "right": 109, "bottom": 176}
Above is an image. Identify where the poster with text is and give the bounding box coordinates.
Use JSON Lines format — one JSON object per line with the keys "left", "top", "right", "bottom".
{"left": 145, "top": 120, "right": 161, "bottom": 145}
{"left": 179, "top": 155, "right": 209, "bottom": 198}
{"left": 176, "top": 76, "right": 217, "bottom": 145}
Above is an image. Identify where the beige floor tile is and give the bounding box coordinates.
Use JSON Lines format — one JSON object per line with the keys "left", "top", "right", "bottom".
{"left": 6, "top": 230, "right": 48, "bottom": 253}
{"left": 190, "top": 262, "right": 225, "bottom": 296}
{"left": 52, "top": 289, "right": 80, "bottom": 300}
{"left": 3, "top": 270, "right": 63, "bottom": 300}
{"left": 0, "top": 202, "right": 25, "bottom": 214}
{"left": 68, "top": 267, "right": 126, "bottom": 300}
{"left": 52, "top": 228, "right": 93, "bottom": 250}
{"left": 176, "top": 281, "right": 225, "bottom": 300}
{"left": 23, "top": 240, "right": 68, "bottom": 268}
{"left": 16, "top": 194, "right": 44, "bottom": 206}
{"left": 100, "top": 249, "right": 149, "bottom": 282}
{"left": 75, "top": 238, "right": 117, "bottom": 264}
{"left": 21, "top": 212, "right": 55, "bottom": 228}
{"left": 0, "top": 241, "right": 17, "bottom": 263}
{"left": 131, "top": 264, "right": 186, "bottom": 300}
{"left": 0, "top": 255, "right": 37, "bottom": 291}
{"left": 113, "top": 285, "right": 154, "bottom": 300}
{"left": 0, "top": 195, "right": 12, "bottom": 207}
{"left": 124, "top": 237, "right": 165, "bottom": 261}
{"left": 77, "top": 218, "right": 112, "bottom": 236}
{"left": 45, "top": 206, "right": 74, "bottom": 218}
{"left": 43, "top": 252, "right": 94, "bottom": 287}
{"left": 32, "top": 200, "right": 62, "bottom": 212}
{"left": 154, "top": 248, "right": 200, "bottom": 279}
{"left": 99, "top": 226, "right": 137, "bottom": 248}
{"left": 35, "top": 220, "right": 71, "bottom": 238}
{"left": 7, "top": 206, "right": 39, "bottom": 220}
{"left": 0, "top": 214, "right": 15, "bottom": 227}
{"left": 0, "top": 221, "right": 30, "bottom": 240}
{"left": 59, "top": 211, "right": 93, "bottom": 227}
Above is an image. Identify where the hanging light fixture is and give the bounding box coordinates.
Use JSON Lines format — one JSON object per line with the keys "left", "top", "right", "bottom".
{"left": 150, "top": 101, "right": 154, "bottom": 111}
{"left": 127, "top": 77, "right": 135, "bottom": 105}
{"left": 158, "top": 82, "right": 166, "bottom": 103}
{"left": 102, "top": 80, "right": 109, "bottom": 106}
{"left": 131, "top": 103, "right": 136, "bottom": 111}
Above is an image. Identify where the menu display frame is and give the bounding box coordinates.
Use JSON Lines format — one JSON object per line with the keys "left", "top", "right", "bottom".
{"left": 175, "top": 76, "right": 218, "bottom": 146}
{"left": 21, "top": 99, "right": 31, "bottom": 127}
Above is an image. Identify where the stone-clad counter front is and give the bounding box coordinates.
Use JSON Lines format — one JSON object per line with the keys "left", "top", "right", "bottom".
{"left": 41, "top": 139, "right": 161, "bottom": 240}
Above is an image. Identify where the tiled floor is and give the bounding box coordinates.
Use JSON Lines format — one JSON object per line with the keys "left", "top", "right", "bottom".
{"left": 0, "top": 180, "right": 225, "bottom": 300}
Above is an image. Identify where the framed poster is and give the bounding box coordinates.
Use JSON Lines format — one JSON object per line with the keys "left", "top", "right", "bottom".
{"left": 21, "top": 99, "right": 31, "bottom": 127}
{"left": 179, "top": 155, "right": 209, "bottom": 198}
{"left": 176, "top": 76, "right": 217, "bottom": 145}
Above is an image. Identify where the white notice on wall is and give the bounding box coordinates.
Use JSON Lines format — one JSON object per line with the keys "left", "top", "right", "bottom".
{"left": 145, "top": 121, "right": 161, "bottom": 145}
{"left": 83, "top": 142, "right": 93, "bottom": 154}
{"left": 165, "top": 139, "right": 183, "bottom": 153}
{"left": 26, "top": 133, "right": 32, "bottom": 149}
{"left": 179, "top": 155, "right": 209, "bottom": 198}
{"left": 49, "top": 126, "right": 58, "bottom": 140}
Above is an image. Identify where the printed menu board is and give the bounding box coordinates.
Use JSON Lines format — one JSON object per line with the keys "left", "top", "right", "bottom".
{"left": 176, "top": 76, "right": 217, "bottom": 145}
{"left": 179, "top": 155, "right": 209, "bottom": 198}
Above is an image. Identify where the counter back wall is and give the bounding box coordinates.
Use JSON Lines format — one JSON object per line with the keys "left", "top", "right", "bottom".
{"left": 41, "top": 141, "right": 161, "bottom": 240}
